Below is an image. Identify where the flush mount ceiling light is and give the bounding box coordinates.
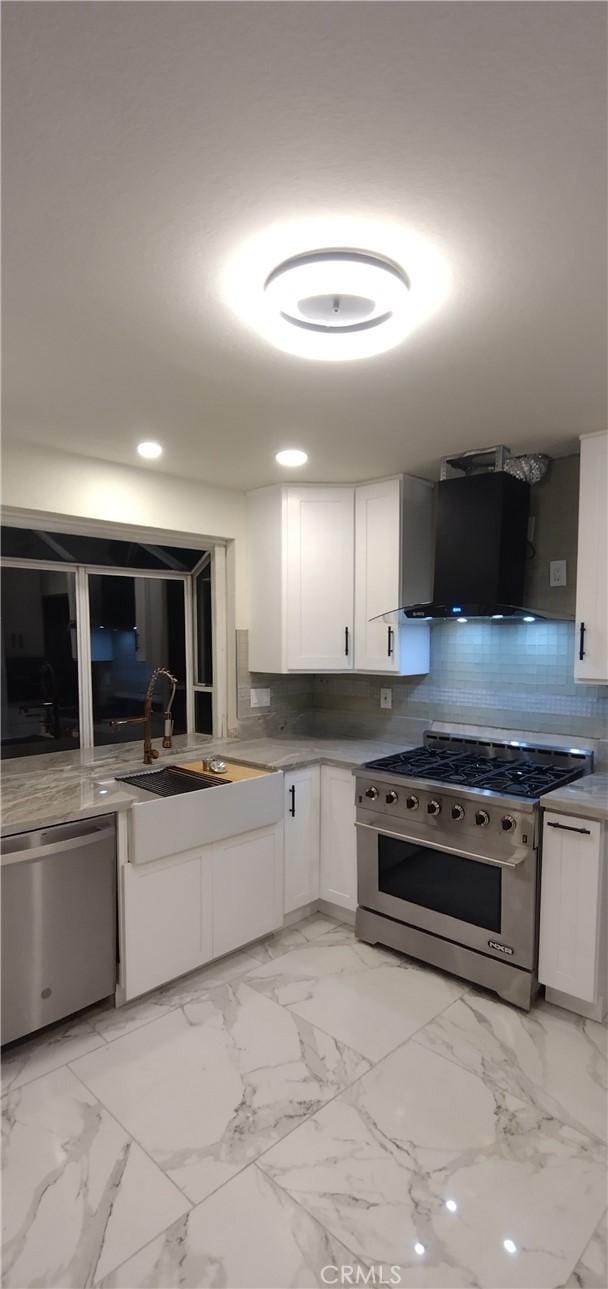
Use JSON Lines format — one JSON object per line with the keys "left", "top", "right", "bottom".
{"left": 265, "top": 249, "right": 409, "bottom": 337}
{"left": 222, "top": 217, "right": 451, "bottom": 362}
{"left": 137, "top": 441, "right": 163, "bottom": 460}
{"left": 275, "top": 448, "right": 308, "bottom": 467}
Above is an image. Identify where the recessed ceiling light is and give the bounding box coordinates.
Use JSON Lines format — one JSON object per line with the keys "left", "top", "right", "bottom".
{"left": 223, "top": 217, "right": 451, "bottom": 362}
{"left": 137, "top": 441, "right": 163, "bottom": 460}
{"left": 275, "top": 449, "right": 308, "bottom": 468}
{"left": 523, "top": 616, "right": 536, "bottom": 623}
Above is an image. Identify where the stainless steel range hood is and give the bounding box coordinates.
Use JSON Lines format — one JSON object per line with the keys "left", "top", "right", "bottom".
{"left": 374, "top": 454, "right": 573, "bottom": 625}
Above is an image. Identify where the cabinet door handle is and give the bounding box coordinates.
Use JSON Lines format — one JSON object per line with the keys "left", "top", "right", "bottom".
{"left": 289, "top": 784, "right": 296, "bottom": 817}
{"left": 579, "top": 622, "right": 586, "bottom": 661}
{"left": 387, "top": 626, "right": 393, "bottom": 657}
{"left": 546, "top": 821, "right": 591, "bottom": 835}
{"left": 344, "top": 626, "right": 350, "bottom": 657}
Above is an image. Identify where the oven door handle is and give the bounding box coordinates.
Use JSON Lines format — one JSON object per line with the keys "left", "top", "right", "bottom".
{"left": 354, "top": 821, "right": 529, "bottom": 869}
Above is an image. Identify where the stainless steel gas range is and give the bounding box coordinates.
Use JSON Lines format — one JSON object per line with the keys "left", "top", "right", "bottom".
{"left": 354, "top": 731, "right": 592, "bottom": 1010}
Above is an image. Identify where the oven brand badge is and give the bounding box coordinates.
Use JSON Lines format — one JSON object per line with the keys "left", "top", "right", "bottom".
{"left": 488, "top": 939, "right": 514, "bottom": 956}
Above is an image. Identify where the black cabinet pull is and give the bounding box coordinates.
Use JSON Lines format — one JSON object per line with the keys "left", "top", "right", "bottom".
{"left": 579, "top": 622, "right": 586, "bottom": 661}
{"left": 546, "top": 821, "right": 591, "bottom": 835}
{"left": 345, "top": 626, "right": 350, "bottom": 657}
{"left": 289, "top": 784, "right": 296, "bottom": 817}
{"left": 387, "top": 626, "right": 394, "bottom": 657}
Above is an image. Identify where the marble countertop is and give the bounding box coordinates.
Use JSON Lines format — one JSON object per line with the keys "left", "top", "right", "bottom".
{"left": 540, "top": 772, "right": 608, "bottom": 823}
{"left": 0, "top": 733, "right": 408, "bottom": 836}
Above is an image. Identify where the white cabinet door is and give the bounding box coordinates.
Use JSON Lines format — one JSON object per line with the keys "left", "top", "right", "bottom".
{"left": 284, "top": 765, "right": 320, "bottom": 914}
{"left": 355, "top": 478, "right": 402, "bottom": 673}
{"left": 124, "top": 852, "right": 208, "bottom": 998}
{"left": 286, "top": 487, "right": 354, "bottom": 670}
{"left": 575, "top": 432, "right": 608, "bottom": 682}
{"left": 354, "top": 477, "right": 432, "bottom": 676}
{"left": 320, "top": 765, "right": 357, "bottom": 911}
{"left": 212, "top": 824, "right": 283, "bottom": 958}
{"left": 539, "top": 813, "right": 603, "bottom": 1002}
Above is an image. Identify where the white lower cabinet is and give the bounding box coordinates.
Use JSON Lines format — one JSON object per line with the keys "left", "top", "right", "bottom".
{"left": 212, "top": 824, "right": 283, "bottom": 957}
{"left": 123, "top": 823, "right": 283, "bottom": 1000}
{"left": 320, "top": 765, "right": 357, "bottom": 912}
{"left": 539, "top": 812, "right": 605, "bottom": 1004}
{"left": 283, "top": 766, "right": 321, "bottom": 914}
{"left": 123, "top": 851, "right": 211, "bottom": 999}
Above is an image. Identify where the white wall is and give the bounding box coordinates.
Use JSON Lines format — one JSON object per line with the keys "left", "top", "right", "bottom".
{"left": 1, "top": 442, "right": 249, "bottom": 627}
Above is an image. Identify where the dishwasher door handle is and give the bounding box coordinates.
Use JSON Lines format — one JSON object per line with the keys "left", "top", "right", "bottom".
{"left": 1, "top": 824, "right": 116, "bottom": 868}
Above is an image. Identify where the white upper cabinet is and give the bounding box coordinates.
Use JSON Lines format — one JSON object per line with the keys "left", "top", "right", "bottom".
{"left": 286, "top": 487, "right": 354, "bottom": 670}
{"left": 575, "top": 432, "right": 608, "bottom": 683}
{"left": 248, "top": 483, "right": 354, "bottom": 672}
{"left": 354, "top": 476, "right": 433, "bottom": 674}
{"left": 248, "top": 476, "right": 432, "bottom": 674}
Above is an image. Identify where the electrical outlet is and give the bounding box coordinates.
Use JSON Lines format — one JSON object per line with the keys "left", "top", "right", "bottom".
{"left": 550, "top": 560, "right": 567, "bottom": 588}
{"left": 250, "top": 687, "right": 271, "bottom": 708}
{"left": 380, "top": 687, "right": 393, "bottom": 710}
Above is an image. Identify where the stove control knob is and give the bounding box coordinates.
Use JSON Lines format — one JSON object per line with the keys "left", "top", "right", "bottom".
{"left": 501, "top": 815, "right": 516, "bottom": 832}
{"left": 427, "top": 799, "right": 442, "bottom": 817}
{"left": 365, "top": 786, "right": 379, "bottom": 801}
{"left": 451, "top": 804, "right": 465, "bottom": 821}
{"left": 475, "top": 809, "right": 490, "bottom": 827}
{"left": 406, "top": 794, "right": 419, "bottom": 810}
{"left": 385, "top": 790, "right": 399, "bottom": 805}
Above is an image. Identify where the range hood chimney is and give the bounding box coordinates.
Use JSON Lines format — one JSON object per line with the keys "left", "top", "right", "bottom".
{"left": 377, "top": 446, "right": 557, "bottom": 624}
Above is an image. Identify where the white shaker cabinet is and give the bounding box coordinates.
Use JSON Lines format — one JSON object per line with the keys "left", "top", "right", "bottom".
{"left": 212, "top": 824, "right": 283, "bottom": 957}
{"left": 123, "top": 823, "right": 283, "bottom": 1000}
{"left": 123, "top": 849, "right": 212, "bottom": 998}
{"left": 247, "top": 484, "right": 354, "bottom": 672}
{"left": 575, "top": 432, "right": 608, "bottom": 682}
{"left": 539, "top": 812, "right": 605, "bottom": 1006}
{"left": 354, "top": 476, "right": 433, "bottom": 674}
{"left": 283, "top": 765, "right": 321, "bottom": 914}
{"left": 320, "top": 765, "right": 357, "bottom": 912}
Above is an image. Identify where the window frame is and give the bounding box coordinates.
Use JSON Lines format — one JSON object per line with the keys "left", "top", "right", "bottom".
{"left": 1, "top": 517, "right": 228, "bottom": 751}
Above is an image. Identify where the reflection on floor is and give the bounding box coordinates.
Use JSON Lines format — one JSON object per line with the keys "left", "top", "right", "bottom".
{"left": 2, "top": 913, "right": 607, "bottom": 1288}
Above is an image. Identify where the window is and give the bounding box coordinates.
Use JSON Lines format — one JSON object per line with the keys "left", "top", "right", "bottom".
{"left": 1, "top": 567, "right": 80, "bottom": 757}
{"left": 89, "top": 575, "right": 187, "bottom": 745}
{"left": 1, "top": 528, "right": 219, "bottom": 758}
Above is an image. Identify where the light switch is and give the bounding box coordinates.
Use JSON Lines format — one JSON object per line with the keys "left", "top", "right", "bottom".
{"left": 250, "top": 688, "right": 271, "bottom": 708}
{"left": 550, "top": 560, "right": 567, "bottom": 587}
{"left": 380, "top": 687, "right": 393, "bottom": 710}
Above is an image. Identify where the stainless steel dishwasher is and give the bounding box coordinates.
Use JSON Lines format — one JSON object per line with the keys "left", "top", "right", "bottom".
{"left": 1, "top": 815, "right": 116, "bottom": 1045}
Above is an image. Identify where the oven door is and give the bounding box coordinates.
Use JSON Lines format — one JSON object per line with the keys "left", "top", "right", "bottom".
{"left": 356, "top": 819, "right": 538, "bottom": 969}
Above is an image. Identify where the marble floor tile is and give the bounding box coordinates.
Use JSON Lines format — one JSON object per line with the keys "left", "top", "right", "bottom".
{"left": 247, "top": 914, "right": 353, "bottom": 963}
{"left": 563, "top": 1209, "right": 608, "bottom": 1287}
{"left": 70, "top": 980, "right": 370, "bottom": 1204}
{"left": 1, "top": 1066, "right": 189, "bottom": 1288}
{"left": 246, "top": 942, "right": 464, "bottom": 1062}
{"left": 100, "top": 1162, "right": 364, "bottom": 1289}
{"left": 414, "top": 991, "right": 608, "bottom": 1143}
{"left": 1, "top": 1013, "right": 107, "bottom": 1092}
{"left": 259, "top": 1038, "right": 606, "bottom": 1289}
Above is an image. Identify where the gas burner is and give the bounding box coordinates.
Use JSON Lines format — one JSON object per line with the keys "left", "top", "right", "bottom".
{"left": 364, "top": 737, "right": 590, "bottom": 801}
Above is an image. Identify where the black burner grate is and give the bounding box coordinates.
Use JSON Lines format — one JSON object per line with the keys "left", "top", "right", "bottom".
{"left": 363, "top": 747, "right": 586, "bottom": 799}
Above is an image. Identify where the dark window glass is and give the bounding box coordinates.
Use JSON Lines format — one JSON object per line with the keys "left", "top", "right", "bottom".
{"left": 2, "top": 527, "right": 206, "bottom": 572}
{"left": 195, "top": 563, "right": 213, "bottom": 686}
{"left": 195, "top": 691, "right": 213, "bottom": 735}
{"left": 1, "top": 568, "right": 80, "bottom": 758}
{"left": 89, "top": 575, "right": 187, "bottom": 746}
{"left": 378, "top": 834, "right": 502, "bottom": 932}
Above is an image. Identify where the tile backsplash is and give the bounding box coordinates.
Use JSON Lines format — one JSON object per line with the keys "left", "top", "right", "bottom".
{"left": 235, "top": 623, "right": 607, "bottom": 744}
{"left": 313, "top": 621, "right": 608, "bottom": 741}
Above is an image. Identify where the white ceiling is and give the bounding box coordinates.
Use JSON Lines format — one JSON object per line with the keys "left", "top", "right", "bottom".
{"left": 3, "top": 2, "right": 606, "bottom": 491}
